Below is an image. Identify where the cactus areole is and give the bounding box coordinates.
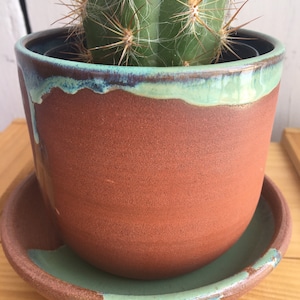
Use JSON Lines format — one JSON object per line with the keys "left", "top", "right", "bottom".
{"left": 64, "top": 0, "right": 251, "bottom": 66}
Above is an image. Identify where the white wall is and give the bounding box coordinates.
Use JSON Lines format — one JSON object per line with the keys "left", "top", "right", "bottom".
{"left": 1, "top": 0, "right": 299, "bottom": 141}
{"left": 0, "top": 1, "right": 26, "bottom": 128}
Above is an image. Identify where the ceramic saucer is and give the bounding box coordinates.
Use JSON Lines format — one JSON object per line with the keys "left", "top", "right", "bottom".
{"left": 1, "top": 173, "right": 291, "bottom": 300}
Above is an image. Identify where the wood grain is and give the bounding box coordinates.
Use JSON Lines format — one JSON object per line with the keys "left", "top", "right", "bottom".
{"left": 0, "top": 121, "right": 299, "bottom": 299}
{"left": 0, "top": 120, "right": 34, "bottom": 216}
{"left": 281, "top": 128, "right": 300, "bottom": 178}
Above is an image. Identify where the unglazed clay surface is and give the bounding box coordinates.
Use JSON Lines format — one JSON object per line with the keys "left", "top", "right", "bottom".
{"left": 15, "top": 28, "right": 285, "bottom": 279}
{"left": 21, "top": 86, "right": 279, "bottom": 279}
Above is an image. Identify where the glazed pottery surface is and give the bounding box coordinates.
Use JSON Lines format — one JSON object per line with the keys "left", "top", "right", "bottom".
{"left": 1, "top": 174, "right": 292, "bottom": 300}
{"left": 15, "top": 28, "right": 285, "bottom": 279}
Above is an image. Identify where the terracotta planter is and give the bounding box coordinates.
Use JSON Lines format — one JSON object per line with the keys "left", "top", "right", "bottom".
{"left": 15, "top": 28, "right": 284, "bottom": 280}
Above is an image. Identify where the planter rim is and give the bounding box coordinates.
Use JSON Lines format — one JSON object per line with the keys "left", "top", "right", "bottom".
{"left": 15, "top": 27, "right": 285, "bottom": 137}
{"left": 15, "top": 27, "right": 284, "bottom": 76}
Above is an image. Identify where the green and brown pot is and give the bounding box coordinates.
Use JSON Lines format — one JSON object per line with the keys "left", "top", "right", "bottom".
{"left": 15, "top": 27, "right": 284, "bottom": 280}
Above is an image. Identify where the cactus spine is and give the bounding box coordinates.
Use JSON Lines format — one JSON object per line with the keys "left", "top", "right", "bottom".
{"left": 69, "top": 0, "right": 242, "bottom": 66}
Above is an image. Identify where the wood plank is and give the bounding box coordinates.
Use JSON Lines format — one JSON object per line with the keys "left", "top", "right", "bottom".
{"left": 0, "top": 120, "right": 34, "bottom": 215}
{"left": 281, "top": 128, "right": 300, "bottom": 177}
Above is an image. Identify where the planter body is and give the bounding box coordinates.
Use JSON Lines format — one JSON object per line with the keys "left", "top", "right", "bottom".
{"left": 15, "top": 28, "right": 284, "bottom": 280}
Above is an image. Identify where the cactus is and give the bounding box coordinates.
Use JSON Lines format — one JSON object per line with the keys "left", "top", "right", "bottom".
{"left": 67, "top": 0, "right": 246, "bottom": 66}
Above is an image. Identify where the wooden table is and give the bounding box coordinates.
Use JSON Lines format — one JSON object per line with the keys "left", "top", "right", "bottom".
{"left": 1, "top": 120, "right": 299, "bottom": 299}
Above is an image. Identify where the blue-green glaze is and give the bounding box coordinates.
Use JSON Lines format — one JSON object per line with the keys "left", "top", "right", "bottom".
{"left": 28, "top": 245, "right": 249, "bottom": 299}
{"left": 15, "top": 28, "right": 285, "bottom": 144}
{"left": 24, "top": 62, "right": 283, "bottom": 106}
{"left": 26, "top": 64, "right": 282, "bottom": 144}
{"left": 28, "top": 196, "right": 278, "bottom": 299}
{"left": 252, "top": 248, "right": 282, "bottom": 270}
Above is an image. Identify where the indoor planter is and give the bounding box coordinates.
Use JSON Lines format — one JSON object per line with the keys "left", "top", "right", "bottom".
{"left": 13, "top": 0, "right": 284, "bottom": 280}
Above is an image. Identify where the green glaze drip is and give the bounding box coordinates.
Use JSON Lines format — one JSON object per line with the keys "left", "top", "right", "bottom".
{"left": 28, "top": 62, "right": 283, "bottom": 106}
{"left": 23, "top": 59, "right": 283, "bottom": 144}
{"left": 16, "top": 28, "right": 285, "bottom": 144}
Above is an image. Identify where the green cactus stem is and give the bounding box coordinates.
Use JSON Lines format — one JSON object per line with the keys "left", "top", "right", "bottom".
{"left": 158, "top": 0, "right": 228, "bottom": 66}
{"left": 70, "top": 0, "right": 243, "bottom": 66}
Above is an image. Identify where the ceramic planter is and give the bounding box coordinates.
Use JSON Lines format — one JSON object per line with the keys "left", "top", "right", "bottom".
{"left": 15, "top": 27, "right": 284, "bottom": 280}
